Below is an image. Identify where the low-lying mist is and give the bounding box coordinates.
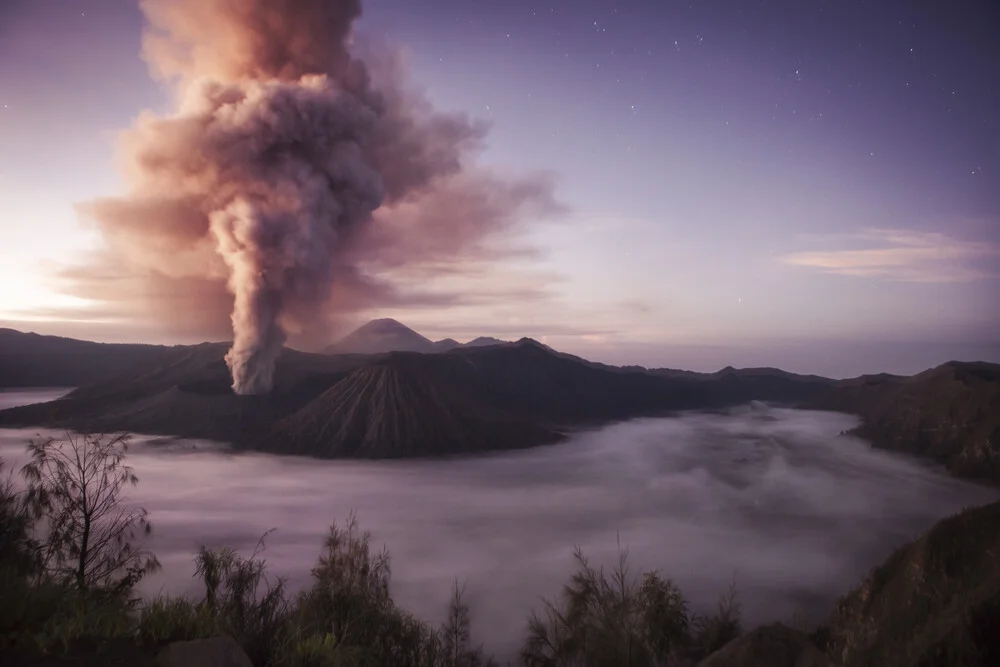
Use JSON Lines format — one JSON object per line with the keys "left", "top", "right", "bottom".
{"left": 1, "top": 390, "right": 996, "bottom": 658}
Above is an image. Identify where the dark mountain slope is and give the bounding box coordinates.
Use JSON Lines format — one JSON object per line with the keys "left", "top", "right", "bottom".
{"left": 0, "top": 345, "right": 376, "bottom": 444}
{"left": 812, "top": 361, "right": 1000, "bottom": 481}
{"left": 441, "top": 340, "right": 834, "bottom": 423}
{"left": 824, "top": 499, "right": 1000, "bottom": 667}
{"left": 0, "top": 329, "right": 168, "bottom": 388}
{"left": 0, "top": 337, "right": 836, "bottom": 459}
{"left": 257, "top": 359, "right": 559, "bottom": 458}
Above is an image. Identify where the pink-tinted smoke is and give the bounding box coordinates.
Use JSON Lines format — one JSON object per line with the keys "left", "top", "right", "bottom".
{"left": 76, "top": 0, "right": 559, "bottom": 394}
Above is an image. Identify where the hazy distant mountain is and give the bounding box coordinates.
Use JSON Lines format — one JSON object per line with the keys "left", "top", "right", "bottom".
{"left": 0, "top": 328, "right": 168, "bottom": 388}
{"left": 463, "top": 336, "right": 507, "bottom": 348}
{"left": 325, "top": 318, "right": 437, "bottom": 355}
{"left": 325, "top": 319, "right": 510, "bottom": 355}
{"left": 433, "top": 338, "right": 461, "bottom": 352}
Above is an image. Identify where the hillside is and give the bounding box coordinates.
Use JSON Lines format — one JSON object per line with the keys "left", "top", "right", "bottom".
{"left": 257, "top": 358, "right": 559, "bottom": 458}
{"left": 0, "top": 343, "right": 376, "bottom": 444}
{"left": 823, "top": 499, "right": 1000, "bottom": 667}
{"left": 812, "top": 361, "right": 1000, "bottom": 481}
{"left": 0, "top": 328, "right": 168, "bottom": 387}
{"left": 0, "top": 337, "right": 833, "bottom": 459}
{"left": 2, "top": 326, "right": 997, "bottom": 472}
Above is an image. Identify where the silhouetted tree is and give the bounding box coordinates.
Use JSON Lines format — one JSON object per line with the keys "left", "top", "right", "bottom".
{"left": 690, "top": 578, "right": 742, "bottom": 656}
{"left": 441, "top": 579, "right": 494, "bottom": 667}
{"left": 21, "top": 432, "right": 159, "bottom": 592}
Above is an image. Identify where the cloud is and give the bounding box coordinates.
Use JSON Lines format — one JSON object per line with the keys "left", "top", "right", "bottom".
{"left": 781, "top": 228, "right": 1000, "bottom": 283}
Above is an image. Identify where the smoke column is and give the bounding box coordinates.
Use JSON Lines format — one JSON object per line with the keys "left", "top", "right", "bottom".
{"left": 79, "top": 0, "right": 550, "bottom": 394}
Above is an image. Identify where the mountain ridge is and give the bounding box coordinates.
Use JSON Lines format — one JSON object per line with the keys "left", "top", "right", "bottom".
{"left": 0, "top": 333, "right": 835, "bottom": 459}
{"left": 324, "top": 318, "right": 512, "bottom": 356}
{"left": 1, "top": 326, "right": 998, "bottom": 480}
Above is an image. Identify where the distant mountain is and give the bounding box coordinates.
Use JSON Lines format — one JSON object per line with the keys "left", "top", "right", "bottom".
{"left": 0, "top": 328, "right": 169, "bottom": 388}
{"left": 3, "top": 326, "right": 998, "bottom": 478}
{"left": 325, "top": 319, "right": 511, "bottom": 355}
{"left": 812, "top": 361, "right": 1000, "bottom": 481}
{"left": 463, "top": 336, "right": 507, "bottom": 348}
{"left": 432, "top": 338, "right": 461, "bottom": 352}
{"left": 325, "top": 318, "right": 437, "bottom": 355}
{"left": 0, "top": 336, "right": 833, "bottom": 459}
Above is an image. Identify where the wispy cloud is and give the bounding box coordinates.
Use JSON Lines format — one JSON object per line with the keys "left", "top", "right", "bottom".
{"left": 781, "top": 228, "right": 1000, "bottom": 282}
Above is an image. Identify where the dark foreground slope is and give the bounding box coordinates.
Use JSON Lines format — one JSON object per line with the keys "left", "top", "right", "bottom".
{"left": 0, "top": 329, "right": 168, "bottom": 388}
{"left": 823, "top": 499, "right": 1000, "bottom": 667}
{"left": 0, "top": 338, "right": 832, "bottom": 458}
{"left": 812, "top": 362, "right": 1000, "bottom": 481}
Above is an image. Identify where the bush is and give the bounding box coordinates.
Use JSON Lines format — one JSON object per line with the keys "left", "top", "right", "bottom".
{"left": 192, "top": 532, "right": 291, "bottom": 665}
{"left": 293, "top": 512, "right": 445, "bottom": 667}
{"left": 0, "top": 457, "right": 43, "bottom": 644}
{"left": 19, "top": 585, "right": 136, "bottom": 655}
{"left": 520, "top": 544, "right": 693, "bottom": 667}
{"left": 4, "top": 432, "right": 755, "bottom": 667}
{"left": 690, "top": 579, "right": 743, "bottom": 656}
{"left": 0, "top": 457, "right": 40, "bottom": 581}
{"left": 137, "top": 595, "right": 221, "bottom": 645}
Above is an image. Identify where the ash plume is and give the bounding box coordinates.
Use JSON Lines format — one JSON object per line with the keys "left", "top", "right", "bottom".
{"left": 77, "top": 0, "right": 558, "bottom": 394}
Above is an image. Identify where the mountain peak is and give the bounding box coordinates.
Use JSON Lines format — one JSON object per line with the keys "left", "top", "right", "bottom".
{"left": 463, "top": 336, "right": 508, "bottom": 348}
{"left": 326, "top": 320, "right": 514, "bottom": 356}
{"left": 354, "top": 318, "right": 414, "bottom": 333}
{"left": 327, "top": 318, "right": 435, "bottom": 355}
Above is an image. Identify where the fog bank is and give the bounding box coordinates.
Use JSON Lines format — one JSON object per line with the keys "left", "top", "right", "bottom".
{"left": 1, "top": 390, "right": 996, "bottom": 658}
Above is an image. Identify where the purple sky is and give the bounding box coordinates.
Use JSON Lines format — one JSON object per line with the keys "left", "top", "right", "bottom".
{"left": 1, "top": 0, "right": 998, "bottom": 377}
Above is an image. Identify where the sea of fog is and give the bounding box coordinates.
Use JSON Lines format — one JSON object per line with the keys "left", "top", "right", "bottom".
{"left": 1, "top": 387, "right": 997, "bottom": 658}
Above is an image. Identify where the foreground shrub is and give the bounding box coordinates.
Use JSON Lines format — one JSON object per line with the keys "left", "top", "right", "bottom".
{"left": 15, "top": 586, "right": 136, "bottom": 655}
{"left": 0, "top": 457, "right": 43, "bottom": 643}
{"left": 0, "top": 458, "right": 39, "bottom": 581}
{"left": 293, "top": 512, "right": 448, "bottom": 667}
{"left": 137, "top": 595, "right": 221, "bottom": 645}
{"left": 690, "top": 580, "right": 743, "bottom": 656}
{"left": 520, "top": 545, "right": 693, "bottom": 667}
{"left": 193, "top": 532, "right": 291, "bottom": 665}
